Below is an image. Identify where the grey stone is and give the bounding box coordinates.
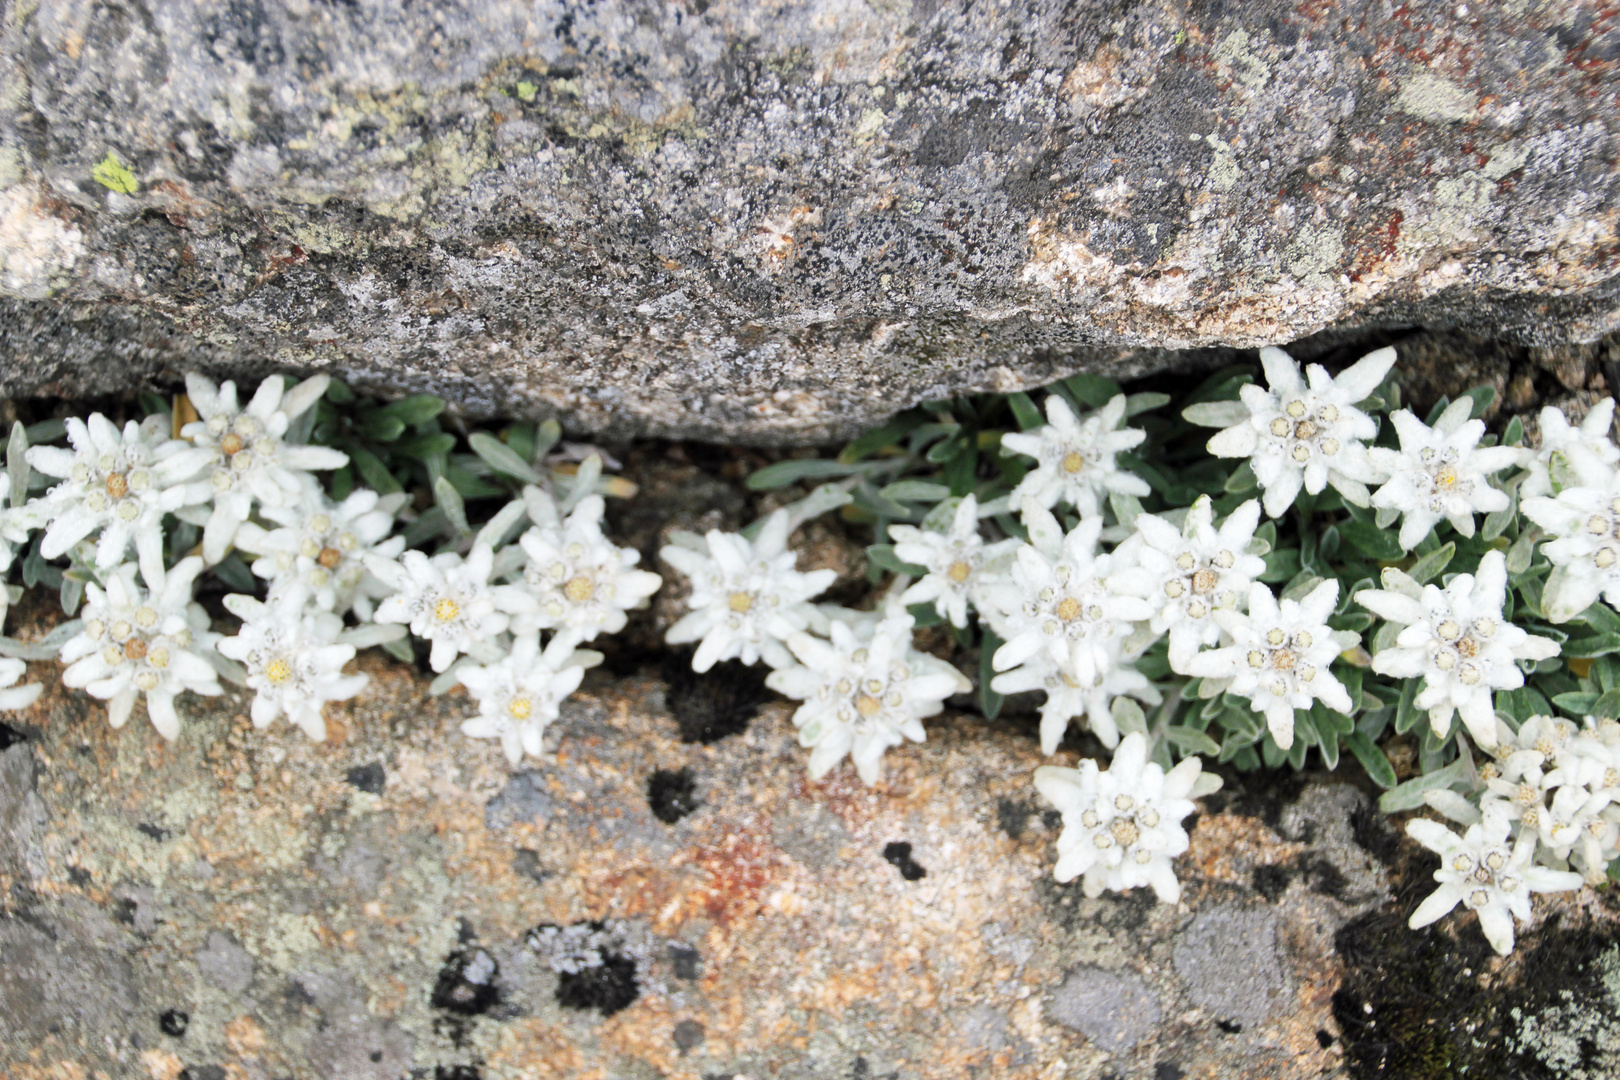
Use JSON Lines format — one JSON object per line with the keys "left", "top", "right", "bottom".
{"left": 0, "top": 743, "right": 46, "bottom": 879}
{"left": 770, "top": 802, "right": 851, "bottom": 869}
{"left": 195, "top": 929, "right": 255, "bottom": 994}
{"left": 1172, "top": 904, "right": 1292, "bottom": 1029}
{"left": 1045, "top": 965, "right": 1162, "bottom": 1053}
{"left": 0, "top": 917, "right": 138, "bottom": 1041}
{"left": 1, "top": 0, "right": 1616, "bottom": 442}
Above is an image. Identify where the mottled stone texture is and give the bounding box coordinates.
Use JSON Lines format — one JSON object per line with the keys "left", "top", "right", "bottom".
{"left": 1, "top": 0, "right": 1617, "bottom": 441}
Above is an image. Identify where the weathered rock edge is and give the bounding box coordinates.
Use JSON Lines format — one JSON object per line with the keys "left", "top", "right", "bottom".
{"left": 1, "top": 0, "right": 1616, "bottom": 442}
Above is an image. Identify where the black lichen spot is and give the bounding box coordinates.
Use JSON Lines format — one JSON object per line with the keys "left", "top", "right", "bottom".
{"left": 1041, "top": 809, "right": 1062, "bottom": 832}
{"left": 1254, "top": 863, "right": 1291, "bottom": 902}
{"left": 1299, "top": 856, "right": 1354, "bottom": 902}
{"left": 113, "top": 898, "right": 138, "bottom": 925}
{"left": 369, "top": 1051, "right": 382, "bottom": 1062}
{"left": 0, "top": 721, "right": 25, "bottom": 749}
{"left": 512, "top": 849, "right": 549, "bottom": 883}
{"left": 1216, "top": 1019, "right": 1242, "bottom": 1034}
{"left": 996, "top": 798, "right": 1030, "bottom": 839}
{"left": 137, "top": 823, "right": 170, "bottom": 842}
{"left": 647, "top": 767, "right": 700, "bottom": 824}
{"left": 159, "top": 1009, "right": 189, "bottom": 1037}
{"left": 556, "top": 951, "right": 639, "bottom": 1017}
{"left": 670, "top": 944, "right": 702, "bottom": 980}
{"left": 1349, "top": 799, "right": 1403, "bottom": 867}
{"left": 177, "top": 1067, "right": 224, "bottom": 1080}
{"left": 882, "top": 842, "right": 926, "bottom": 881}
{"left": 1316, "top": 1029, "right": 1335, "bottom": 1048}
{"left": 673, "top": 1018, "right": 705, "bottom": 1051}
{"left": 67, "top": 866, "right": 92, "bottom": 887}
{"left": 431, "top": 948, "right": 501, "bottom": 1017}
{"left": 662, "top": 655, "right": 768, "bottom": 743}
{"left": 345, "top": 762, "right": 386, "bottom": 794}
{"left": 1154, "top": 1064, "right": 1185, "bottom": 1080}
{"left": 435, "top": 1067, "right": 482, "bottom": 1080}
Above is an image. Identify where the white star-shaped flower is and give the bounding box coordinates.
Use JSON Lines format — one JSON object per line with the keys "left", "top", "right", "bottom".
{"left": 1113, "top": 496, "right": 1266, "bottom": 673}
{"left": 981, "top": 501, "right": 1154, "bottom": 690}
{"left": 1368, "top": 402, "right": 1524, "bottom": 552}
{"left": 1355, "top": 552, "right": 1558, "bottom": 748}
{"left": 889, "top": 495, "right": 1019, "bottom": 628}
{"left": 1001, "top": 394, "right": 1149, "bottom": 517}
{"left": 1184, "top": 579, "right": 1355, "bottom": 751}
{"left": 1407, "top": 807, "right": 1582, "bottom": 955}
{"left": 766, "top": 612, "right": 970, "bottom": 784}
{"left": 990, "top": 642, "right": 1160, "bottom": 754}
{"left": 1198, "top": 346, "right": 1395, "bottom": 518}
{"left": 218, "top": 588, "right": 367, "bottom": 741}
{"left": 1034, "top": 732, "right": 1206, "bottom": 903}
{"left": 515, "top": 493, "right": 662, "bottom": 647}
{"left": 458, "top": 634, "right": 597, "bottom": 764}
{"left": 660, "top": 509, "right": 837, "bottom": 672}
{"left": 1476, "top": 715, "right": 1610, "bottom": 865}
{"left": 0, "top": 657, "right": 42, "bottom": 712}
{"left": 1523, "top": 469, "right": 1620, "bottom": 622}
{"left": 182, "top": 372, "right": 349, "bottom": 563}
{"left": 59, "top": 557, "right": 221, "bottom": 739}
{"left": 25, "top": 414, "right": 212, "bottom": 577}
{"left": 236, "top": 486, "right": 406, "bottom": 619}
{"left": 370, "top": 545, "right": 528, "bottom": 672}
{"left": 1521, "top": 397, "right": 1619, "bottom": 500}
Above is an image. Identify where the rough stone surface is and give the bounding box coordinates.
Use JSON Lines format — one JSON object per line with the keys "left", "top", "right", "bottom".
{"left": 2, "top": 1, "right": 1618, "bottom": 441}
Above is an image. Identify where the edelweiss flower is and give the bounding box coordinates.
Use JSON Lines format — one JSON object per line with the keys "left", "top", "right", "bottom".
{"left": 661, "top": 509, "right": 837, "bottom": 672}
{"left": 459, "top": 634, "right": 597, "bottom": 764}
{"left": 983, "top": 504, "right": 1153, "bottom": 689}
{"left": 766, "top": 613, "right": 969, "bottom": 784}
{"left": 1475, "top": 715, "right": 1611, "bottom": 866}
{"left": 1368, "top": 402, "right": 1523, "bottom": 551}
{"left": 1197, "top": 346, "right": 1395, "bottom": 517}
{"left": 371, "top": 545, "right": 527, "bottom": 672}
{"left": 516, "top": 493, "right": 662, "bottom": 646}
{"left": 889, "top": 495, "right": 1018, "bottom": 628}
{"left": 59, "top": 558, "right": 220, "bottom": 739}
{"left": 218, "top": 589, "right": 367, "bottom": 741}
{"left": 237, "top": 487, "right": 406, "bottom": 619}
{"left": 26, "top": 414, "right": 212, "bottom": 574}
{"left": 0, "top": 657, "right": 42, "bottom": 712}
{"left": 1001, "top": 394, "right": 1149, "bottom": 517}
{"left": 1033, "top": 732, "right": 1205, "bottom": 903}
{"left": 1521, "top": 397, "right": 1619, "bottom": 500}
{"left": 990, "top": 645, "right": 1160, "bottom": 753}
{"left": 1114, "top": 496, "right": 1266, "bottom": 673}
{"left": 1355, "top": 552, "right": 1557, "bottom": 748}
{"left": 1407, "top": 807, "right": 1582, "bottom": 955}
{"left": 1185, "top": 580, "right": 1354, "bottom": 751}
{"left": 1523, "top": 470, "right": 1620, "bottom": 622}
{"left": 182, "top": 372, "right": 349, "bottom": 563}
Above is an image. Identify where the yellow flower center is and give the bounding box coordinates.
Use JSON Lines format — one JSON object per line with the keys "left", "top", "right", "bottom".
{"left": 728, "top": 591, "right": 753, "bottom": 613}
{"left": 856, "top": 694, "right": 882, "bottom": 717}
{"left": 105, "top": 472, "right": 128, "bottom": 499}
{"left": 317, "top": 547, "right": 343, "bottom": 569}
{"left": 123, "top": 638, "right": 148, "bottom": 661}
{"left": 1061, "top": 451, "right": 1085, "bottom": 474}
{"left": 1435, "top": 464, "right": 1458, "bottom": 488}
{"left": 565, "top": 575, "right": 595, "bottom": 603}
{"left": 265, "top": 658, "right": 293, "bottom": 685}
{"left": 508, "top": 696, "right": 532, "bottom": 720}
{"left": 220, "top": 433, "right": 244, "bottom": 456}
{"left": 948, "top": 560, "right": 972, "bottom": 584}
{"left": 434, "top": 597, "right": 461, "bottom": 622}
{"left": 1055, "top": 597, "right": 1082, "bottom": 622}
{"left": 1191, "top": 568, "right": 1217, "bottom": 594}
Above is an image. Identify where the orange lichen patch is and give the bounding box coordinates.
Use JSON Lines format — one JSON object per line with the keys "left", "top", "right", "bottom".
{"left": 1185, "top": 812, "right": 1305, "bottom": 885}
{"left": 693, "top": 828, "right": 781, "bottom": 924}
{"left": 138, "top": 1050, "right": 184, "bottom": 1080}
{"left": 8, "top": 1062, "right": 94, "bottom": 1080}
{"left": 484, "top": 1019, "right": 596, "bottom": 1078}
{"left": 223, "top": 1016, "right": 266, "bottom": 1058}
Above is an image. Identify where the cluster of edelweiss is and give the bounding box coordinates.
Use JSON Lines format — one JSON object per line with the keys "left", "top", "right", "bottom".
{"left": 1, "top": 354, "right": 1617, "bottom": 956}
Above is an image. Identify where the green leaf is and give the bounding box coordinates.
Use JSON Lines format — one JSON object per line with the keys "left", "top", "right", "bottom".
{"left": 468, "top": 432, "right": 543, "bottom": 484}
{"left": 838, "top": 412, "right": 925, "bottom": 464}
{"left": 433, "top": 476, "right": 471, "bottom": 536}
{"left": 1223, "top": 460, "right": 1258, "bottom": 494}
{"left": 347, "top": 444, "right": 402, "bottom": 495}
{"left": 92, "top": 152, "right": 139, "bottom": 194}
{"left": 1553, "top": 691, "right": 1600, "bottom": 715}
{"left": 379, "top": 394, "right": 446, "bottom": 426}
{"left": 358, "top": 413, "right": 407, "bottom": 442}
{"left": 1594, "top": 689, "right": 1620, "bottom": 720}
{"left": 980, "top": 629, "right": 1004, "bottom": 721}
{"left": 1460, "top": 385, "right": 1497, "bottom": 420}
{"left": 1125, "top": 391, "right": 1171, "bottom": 417}
{"left": 1408, "top": 542, "right": 1455, "bottom": 585}
{"left": 324, "top": 379, "right": 357, "bottom": 404}
{"left": 23, "top": 419, "right": 66, "bottom": 444}
{"left": 533, "top": 418, "right": 563, "bottom": 463}
{"left": 1007, "top": 392, "right": 1044, "bottom": 431}
{"left": 1258, "top": 548, "right": 1301, "bottom": 583}
{"left": 213, "top": 554, "right": 257, "bottom": 592}
{"left": 1503, "top": 415, "right": 1525, "bottom": 446}
{"left": 6, "top": 422, "right": 27, "bottom": 513}
{"left": 1164, "top": 726, "right": 1220, "bottom": 757}
{"left": 381, "top": 636, "right": 416, "bottom": 664}
{"left": 907, "top": 603, "right": 944, "bottom": 628}
{"left": 1339, "top": 521, "right": 1404, "bottom": 560}
{"left": 880, "top": 480, "right": 951, "bottom": 503}
{"left": 1566, "top": 634, "right": 1620, "bottom": 658}
{"left": 746, "top": 459, "right": 858, "bottom": 490}
{"left": 1062, "top": 373, "right": 1122, "bottom": 408}
{"left": 393, "top": 432, "right": 458, "bottom": 460}
{"left": 1346, "top": 733, "right": 1397, "bottom": 789}
{"left": 1379, "top": 757, "right": 1473, "bottom": 813}
{"left": 867, "top": 544, "right": 926, "bottom": 576}
{"left": 1395, "top": 677, "right": 1424, "bottom": 735}
{"left": 928, "top": 434, "right": 970, "bottom": 464}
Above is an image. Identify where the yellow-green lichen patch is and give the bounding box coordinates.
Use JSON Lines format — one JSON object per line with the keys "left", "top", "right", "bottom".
{"left": 91, "top": 153, "right": 138, "bottom": 194}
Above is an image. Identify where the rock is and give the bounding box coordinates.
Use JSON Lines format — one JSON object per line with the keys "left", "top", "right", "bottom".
{"left": 1046, "top": 965, "right": 1163, "bottom": 1053}
{"left": 2, "top": 1, "right": 1617, "bottom": 441}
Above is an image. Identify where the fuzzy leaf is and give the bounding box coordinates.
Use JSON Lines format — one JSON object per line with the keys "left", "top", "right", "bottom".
{"left": 1007, "top": 393, "right": 1044, "bottom": 431}
{"left": 434, "top": 476, "right": 472, "bottom": 536}
{"left": 1346, "top": 733, "right": 1397, "bottom": 789}
{"left": 378, "top": 394, "right": 446, "bottom": 426}
{"left": 747, "top": 459, "right": 858, "bottom": 490}
{"left": 469, "top": 432, "right": 543, "bottom": 484}
{"left": 1407, "top": 542, "right": 1455, "bottom": 585}
{"left": 1339, "top": 521, "right": 1403, "bottom": 560}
